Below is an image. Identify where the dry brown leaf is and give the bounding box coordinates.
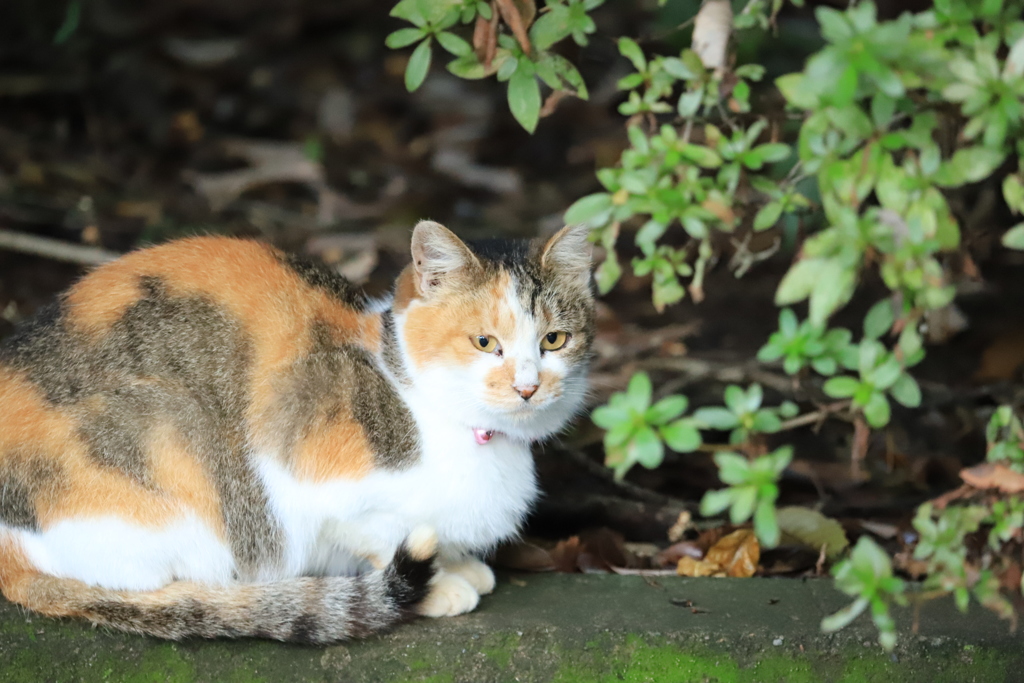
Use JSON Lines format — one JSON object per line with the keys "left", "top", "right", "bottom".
{"left": 999, "top": 561, "right": 1022, "bottom": 593}
{"left": 548, "top": 536, "right": 583, "bottom": 573}
{"left": 694, "top": 524, "right": 734, "bottom": 552}
{"left": 700, "top": 198, "right": 735, "bottom": 224}
{"left": 473, "top": 8, "right": 499, "bottom": 66}
{"left": 893, "top": 550, "right": 929, "bottom": 579}
{"left": 974, "top": 328, "right": 1024, "bottom": 381}
{"left": 705, "top": 529, "right": 760, "bottom": 578}
{"left": 492, "top": 540, "right": 555, "bottom": 571}
{"left": 960, "top": 462, "right": 1024, "bottom": 493}
{"left": 579, "top": 528, "right": 632, "bottom": 569}
{"left": 676, "top": 556, "right": 722, "bottom": 577}
{"left": 496, "top": 0, "right": 534, "bottom": 55}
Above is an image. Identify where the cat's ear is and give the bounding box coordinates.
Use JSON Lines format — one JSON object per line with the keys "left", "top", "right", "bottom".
{"left": 410, "top": 221, "right": 480, "bottom": 295}
{"left": 540, "top": 224, "right": 592, "bottom": 289}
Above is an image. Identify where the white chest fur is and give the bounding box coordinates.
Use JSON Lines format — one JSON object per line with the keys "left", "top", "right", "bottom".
{"left": 257, "top": 401, "right": 538, "bottom": 578}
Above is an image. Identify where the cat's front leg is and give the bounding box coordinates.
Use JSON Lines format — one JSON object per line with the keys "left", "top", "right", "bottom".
{"left": 416, "top": 553, "right": 495, "bottom": 617}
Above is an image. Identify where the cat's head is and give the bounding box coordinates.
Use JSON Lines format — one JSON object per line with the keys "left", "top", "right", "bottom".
{"left": 392, "top": 221, "right": 595, "bottom": 443}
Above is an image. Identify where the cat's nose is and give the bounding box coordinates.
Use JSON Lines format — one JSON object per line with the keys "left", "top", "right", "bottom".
{"left": 514, "top": 383, "right": 539, "bottom": 400}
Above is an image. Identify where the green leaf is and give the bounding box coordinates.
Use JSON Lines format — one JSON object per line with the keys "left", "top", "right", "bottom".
{"left": 677, "top": 88, "right": 703, "bottom": 117}
{"left": 564, "top": 193, "right": 612, "bottom": 225}
{"left": 754, "top": 202, "right": 783, "bottom": 231}
{"left": 618, "top": 37, "right": 646, "bottom": 72}
{"left": 775, "top": 258, "right": 826, "bottom": 306}
{"left": 730, "top": 486, "right": 757, "bottom": 524}
{"left": 661, "top": 419, "right": 702, "bottom": 452}
{"left": 816, "top": 7, "right": 853, "bottom": 43}
{"left": 53, "top": 0, "right": 82, "bottom": 44}
{"left": 626, "top": 372, "right": 653, "bottom": 410}
{"left": 693, "top": 407, "right": 741, "bottom": 430}
{"left": 386, "top": 27, "right": 426, "bottom": 49}
{"left": 776, "top": 73, "right": 817, "bottom": 109}
{"left": 821, "top": 597, "right": 869, "bottom": 633}
{"left": 530, "top": 8, "right": 572, "bottom": 52}
{"left": 724, "top": 385, "right": 746, "bottom": 413}
{"left": 754, "top": 499, "right": 780, "bottom": 548}
{"left": 630, "top": 426, "right": 664, "bottom": 469}
{"left": 1003, "top": 175, "right": 1024, "bottom": 214}
{"left": 809, "top": 262, "right": 856, "bottom": 326}
{"left": 405, "top": 38, "right": 433, "bottom": 92}
{"left": 751, "top": 411, "right": 782, "bottom": 433}
{"left": 823, "top": 376, "right": 860, "bottom": 398}
{"left": 863, "top": 392, "right": 891, "bottom": 428}
{"left": 889, "top": 373, "right": 922, "bottom": 408}
{"left": 436, "top": 31, "right": 473, "bottom": 57}
{"left": 680, "top": 144, "right": 722, "bottom": 168}
{"left": 935, "top": 147, "right": 1006, "bottom": 187}
{"left": 595, "top": 251, "right": 622, "bottom": 294}
{"left": 700, "top": 489, "right": 734, "bottom": 516}
{"left": 663, "top": 57, "right": 697, "bottom": 80}
{"left": 646, "top": 395, "right": 688, "bottom": 425}
{"left": 755, "top": 143, "right": 790, "bottom": 164}
{"left": 871, "top": 356, "right": 902, "bottom": 390}
{"left": 508, "top": 67, "right": 541, "bottom": 133}
{"left": 863, "top": 300, "right": 894, "bottom": 340}
{"left": 592, "top": 405, "right": 629, "bottom": 430}
{"left": 1003, "top": 223, "right": 1024, "bottom": 250}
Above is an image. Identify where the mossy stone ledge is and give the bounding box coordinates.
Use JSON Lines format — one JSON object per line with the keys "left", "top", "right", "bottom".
{"left": 1, "top": 574, "right": 1020, "bottom": 682}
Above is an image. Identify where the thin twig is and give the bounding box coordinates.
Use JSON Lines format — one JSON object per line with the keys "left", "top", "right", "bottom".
{"left": 0, "top": 229, "right": 119, "bottom": 266}
{"left": 778, "top": 401, "right": 852, "bottom": 432}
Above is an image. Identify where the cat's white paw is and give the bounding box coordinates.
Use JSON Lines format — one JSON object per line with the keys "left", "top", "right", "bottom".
{"left": 416, "top": 572, "right": 480, "bottom": 618}
{"left": 445, "top": 558, "right": 496, "bottom": 595}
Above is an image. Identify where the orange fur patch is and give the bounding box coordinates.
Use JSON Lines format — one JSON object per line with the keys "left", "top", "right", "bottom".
{"left": 403, "top": 272, "right": 516, "bottom": 370}
{"left": 148, "top": 424, "right": 226, "bottom": 538}
{"left": 0, "top": 534, "right": 36, "bottom": 601}
{"left": 291, "top": 418, "right": 374, "bottom": 483}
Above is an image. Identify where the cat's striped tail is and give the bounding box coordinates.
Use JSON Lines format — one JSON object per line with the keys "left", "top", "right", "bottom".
{"left": 0, "top": 527, "right": 438, "bottom": 644}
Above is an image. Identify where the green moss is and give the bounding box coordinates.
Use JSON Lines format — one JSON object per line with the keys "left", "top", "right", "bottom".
{"left": 480, "top": 632, "right": 522, "bottom": 670}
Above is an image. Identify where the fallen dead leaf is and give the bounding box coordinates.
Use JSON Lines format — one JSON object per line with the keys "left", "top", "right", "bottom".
{"left": 960, "top": 462, "right": 1024, "bottom": 493}
{"left": 974, "top": 328, "right": 1024, "bottom": 382}
{"left": 548, "top": 536, "right": 583, "bottom": 573}
{"left": 676, "top": 556, "right": 722, "bottom": 577}
{"left": 495, "top": 0, "right": 534, "bottom": 55}
{"left": 705, "top": 528, "right": 760, "bottom": 578}
{"left": 492, "top": 539, "right": 555, "bottom": 572}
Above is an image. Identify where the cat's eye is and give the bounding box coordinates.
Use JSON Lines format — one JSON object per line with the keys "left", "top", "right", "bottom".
{"left": 541, "top": 331, "right": 569, "bottom": 351}
{"left": 472, "top": 335, "right": 499, "bottom": 353}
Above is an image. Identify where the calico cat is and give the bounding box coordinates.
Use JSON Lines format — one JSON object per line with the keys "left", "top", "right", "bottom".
{"left": 0, "top": 221, "right": 594, "bottom": 643}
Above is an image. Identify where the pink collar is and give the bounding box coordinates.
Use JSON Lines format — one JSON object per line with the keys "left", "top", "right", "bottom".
{"left": 472, "top": 428, "right": 496, "bottom": 445}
